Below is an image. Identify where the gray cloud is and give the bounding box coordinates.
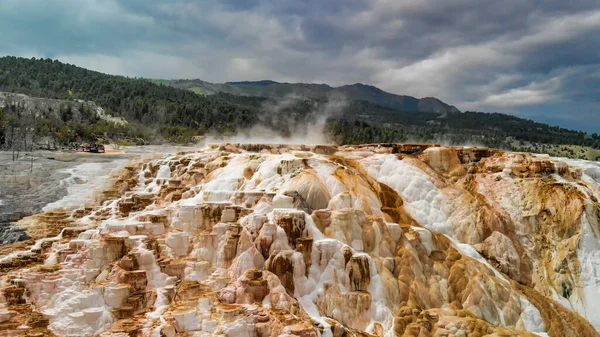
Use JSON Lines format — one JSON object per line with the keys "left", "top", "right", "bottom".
{"left": 0, "top": 0, "right": 598, "bottom": 132}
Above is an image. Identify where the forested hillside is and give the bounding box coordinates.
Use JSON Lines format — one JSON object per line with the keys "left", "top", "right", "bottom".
{"left": 158, "top": 78, "right": 459, "bottom": 113}
{"left": 0, "top": 56, "right": 257, "bottom": 133}
{"left": 0, "top": 56, "right": 599, "bottom": 159}
{"left": 216, "top": 92, "right": 600, "bottom": 151}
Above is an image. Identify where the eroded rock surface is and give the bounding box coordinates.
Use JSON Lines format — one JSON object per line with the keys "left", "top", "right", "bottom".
{"left": 1, "top": 143, "right": 599, "bottom": 337}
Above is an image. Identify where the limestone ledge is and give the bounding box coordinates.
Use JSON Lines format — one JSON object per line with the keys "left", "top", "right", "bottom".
{"left": 0, "top": 143, "right": 599, "bottom": 337}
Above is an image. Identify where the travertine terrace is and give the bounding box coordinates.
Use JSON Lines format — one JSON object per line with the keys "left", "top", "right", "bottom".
{"left": 1, "top": 143, "right": 599, "bottom": 337}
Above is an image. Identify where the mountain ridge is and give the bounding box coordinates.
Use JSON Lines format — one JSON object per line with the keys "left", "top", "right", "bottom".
{"left": 162, "top": 78, "right": 460, "bottom": 114}
{"left": 1, "top": 56, "right": 599, "bottom": 159}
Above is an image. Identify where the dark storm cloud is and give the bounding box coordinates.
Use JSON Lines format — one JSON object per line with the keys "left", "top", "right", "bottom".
{"left": 0, "top": 0, "right": 598, "bottom": 132}
{"left": 0, "top": 1, "right": 155, "bottom": 55}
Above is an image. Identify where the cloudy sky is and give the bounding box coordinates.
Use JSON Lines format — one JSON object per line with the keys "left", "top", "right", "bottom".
{"left": 1, "top": 0, "right": 599, "bottom": 132}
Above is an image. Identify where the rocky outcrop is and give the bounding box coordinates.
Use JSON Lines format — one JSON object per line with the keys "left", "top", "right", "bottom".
{"left": 0, "top": 143, "right": 599, "bottom": 337}
{"left": 0, "top": 91, "right": 126, "bottom": 126}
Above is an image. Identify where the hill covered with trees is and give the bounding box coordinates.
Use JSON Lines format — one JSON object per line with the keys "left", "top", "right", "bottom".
{"left": 0, "top": 56, "right": 259, "bottom": 133}
{"left": 159, "top": 78, "right": 459, "bottom": 114}
{"left": 0, "top": 56, "right": 598, "bottom": 159}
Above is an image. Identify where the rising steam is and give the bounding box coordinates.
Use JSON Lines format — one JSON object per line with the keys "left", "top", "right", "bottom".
{"left": 202, "top": 93, "right": 348, "bottom": 145}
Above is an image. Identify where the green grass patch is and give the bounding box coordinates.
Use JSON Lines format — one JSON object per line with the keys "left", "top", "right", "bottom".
{"left": 149, "top": 79, "right": 172, "bottom": 86}
{"left": 189, "top": 87, "right": 204, "bottom": 95}
{"left": 587, "top": 148, "right": 600, "bottom": 161}
{"left": 510, "top": 139, "right": 600, "bottom": 160}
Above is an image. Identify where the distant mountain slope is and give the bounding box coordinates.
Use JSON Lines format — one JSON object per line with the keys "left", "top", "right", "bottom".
{"left": 0, "top": 56, "right": 258, "bottom": 132}
{"left": 164, "top": 79, "right": 459, "bottom": 114}
{"left": 1, "top": 56, "right": 598, "bottom": 158}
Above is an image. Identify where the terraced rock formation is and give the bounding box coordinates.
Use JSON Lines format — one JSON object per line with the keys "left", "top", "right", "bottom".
{"left": 0, "top": 143, "right": 599, "bottom": 337}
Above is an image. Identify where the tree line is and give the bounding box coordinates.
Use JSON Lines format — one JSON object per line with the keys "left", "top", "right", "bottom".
{"left": 0, "top": 56, "right": 598, "bottom": 156}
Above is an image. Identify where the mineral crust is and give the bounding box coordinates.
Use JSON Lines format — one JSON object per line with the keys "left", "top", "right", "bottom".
{"left": 1, "top": 143, "right": 599, "bottom": 337}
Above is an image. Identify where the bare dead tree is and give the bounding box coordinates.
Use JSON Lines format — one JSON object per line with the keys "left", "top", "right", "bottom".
{"left": 2, "top": 96, "right": 36, "bottom": 161}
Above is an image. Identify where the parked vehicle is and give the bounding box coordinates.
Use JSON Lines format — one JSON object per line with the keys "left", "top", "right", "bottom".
{"left": 82, "top": 143, "right": 105, "bottom": 153}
